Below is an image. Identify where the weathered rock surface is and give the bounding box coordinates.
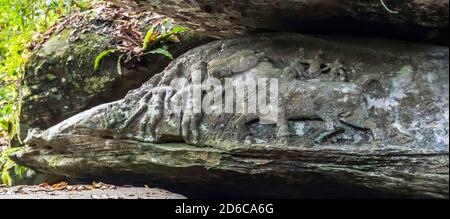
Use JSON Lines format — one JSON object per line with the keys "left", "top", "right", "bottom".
{"left": 20, "top": 4, "right": 210, "bottom": 137}
{"left": 12, "top": 34, "right": 449, "bottom": 198}
{"left": 110, "top": 0, "right": 449, "bottom": 43}
{"left": 0, "top": 184, "right": 186, "bottom": 199}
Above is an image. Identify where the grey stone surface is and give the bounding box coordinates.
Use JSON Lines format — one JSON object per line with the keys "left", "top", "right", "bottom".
{"left": 109, "top": 0, "right": 449, "bottom": 39}
{"left": 12, "top": 34, "right": 449, "bottom": 198}
{"left": 0, "top": 184, "right": 186, "bottom": 199}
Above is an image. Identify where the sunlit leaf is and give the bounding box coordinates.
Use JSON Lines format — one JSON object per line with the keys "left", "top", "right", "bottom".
{"left": 146, "top": 48, "right": 174, "bottom": 60}
{"left": 142, "top": 26, "right": 156, "bottom": 50}
{"left": 93, "top": 49, "right": 116, "bottom": 72}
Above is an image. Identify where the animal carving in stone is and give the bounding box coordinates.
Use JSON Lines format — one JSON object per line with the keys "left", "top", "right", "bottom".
{"left": 232, "top": 75, "right": 385, "bottom": 146}
{"left": 285, "top": 48, "right": 349, "bottom": 82}
{"left": 207, "top": 50, "right": 267, "bottom": 78}
{"left": 118, "top": 47, "right": 383, "bottom": 147}
{"left": 122, "top": 62, "right": 208, "bottom": 144}
{"left": 205, "top": 49, "right": 382, "bottom": 146}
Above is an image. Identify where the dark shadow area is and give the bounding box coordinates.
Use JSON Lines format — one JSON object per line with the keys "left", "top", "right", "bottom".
{"left": 252, "top": 17, "right": 449, "bottom": 46}
{"left": 70, "top": 171, "right": 418, "bottom": 199}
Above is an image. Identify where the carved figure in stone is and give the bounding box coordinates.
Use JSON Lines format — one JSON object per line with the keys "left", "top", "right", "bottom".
{"left": 122, "top": 47, "right": 386, "bottom": 147}
{"left": 204, "top": 48, "right": 364, "bottom": 146}
{"left": 233, "top": 75, "right": 385, "bottom": 146}
{"left": 286, "top": 48, "right": 349, "bottom": 82}
{"left": 123, "top": 86, "right": 173, "bottom": 141}
{"left": 15, "top": 34, "right": 449, "bottom": 199}
{"left": 207, "top": 50, "right": 267, "bottom": 78}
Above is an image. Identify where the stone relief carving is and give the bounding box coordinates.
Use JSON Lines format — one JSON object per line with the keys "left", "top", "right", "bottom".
{"left": 16, "top": 34, "right": 448, "bottom": 198}
{"left": 23, "top": 34, "right": 446, "bottom": 151}
{"left": 97, "top": 44, "right": 389, "bottom": 148}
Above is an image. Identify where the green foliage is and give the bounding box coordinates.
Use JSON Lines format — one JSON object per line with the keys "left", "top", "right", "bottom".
{"left": 0, "top": 0, "right": 91, "bottom": 143}
{"left": 146, "top": 47, "right": 174, "bottom": 60}
{"left": 116, "top": 19, "right": 187, "bottom": 73}
{"left": 0, "top": 147, "right": 29, "bottom": 186}
{"left": 142, "top": 19, "right": 187, "bottom": 59}
{"left": 1, "top": 1, "right": 185, "bottom": 146}
{"left": 94, "top": 49, "right": 115, "bottom": 71}
{"left": 142, "top": 26, "right": 156, "bottom": 51}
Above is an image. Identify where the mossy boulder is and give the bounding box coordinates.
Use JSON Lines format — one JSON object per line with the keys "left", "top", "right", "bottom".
{"left": 19, "top": 6, "right": 210, "bottom": 138}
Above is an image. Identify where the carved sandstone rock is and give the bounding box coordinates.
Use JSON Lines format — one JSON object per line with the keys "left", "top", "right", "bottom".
{"left": 20, "top": 4, "right": 211, "bottom": 136}
{"left": 12, "top": 34, "right": 449, "bottom": 198}
{"left": 109, "top": 0, "right": 449, "bottom": 43}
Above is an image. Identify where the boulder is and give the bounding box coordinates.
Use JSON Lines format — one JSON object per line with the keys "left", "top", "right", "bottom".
{"left": 109, "top": 0, "right": 449, "bottom": 43}
{"left": 12, "top": 33, "right": 449, "bottom": 198}
{"left": 19, "top": 3, "right": 211, "bottom": 137}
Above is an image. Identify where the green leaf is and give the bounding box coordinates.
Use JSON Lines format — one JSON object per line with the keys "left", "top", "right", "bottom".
{"left": 0, "top": 118, "right": 10, "bottom": 132}
{"left": 1, "top": 147, "right": 29, "bottom": 186}
{"left": 93, "top": 49, "right": 116, "bottom": 71}
{"left": 143, "top": 26, "right": 156, "bottom": 50}
{"left": 146, "top": 48, "right": 174, "bottom": 60}
{"left": 117, "top": 54, "right": 124, "bottom": 76}
{"left": 1, "top": 171, "right": 12, "bottom": 186}
{"left": 156, "top": 26, "right": 187, "bottom": 42}
{"left": 142, "top": 21, "right": 187, "bottom": 52}
{"left": 167, "top": 34, "right": 181, "bottom": 43}
{"left": 170, "top": 26, "right": 188, "bottom": 34}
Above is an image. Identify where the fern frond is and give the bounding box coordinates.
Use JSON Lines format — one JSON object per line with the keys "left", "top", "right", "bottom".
{"left": 93, "top": 49, "right": 116, "bottom": 71}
